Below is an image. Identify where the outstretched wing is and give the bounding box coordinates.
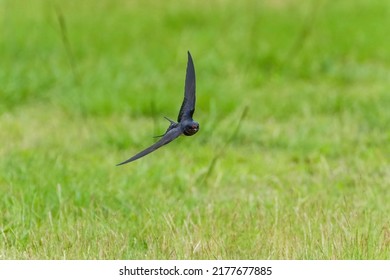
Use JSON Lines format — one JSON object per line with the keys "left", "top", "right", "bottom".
{"left": 177, "top": 51, "right": 196, "bottom": 122}
{"left": 117, "top": 127, "right": 183, "bottom": 165}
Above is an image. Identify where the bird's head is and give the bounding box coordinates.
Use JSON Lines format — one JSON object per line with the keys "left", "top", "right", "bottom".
{"left": 184, "top": 122, "right": 199, "bottom": 136}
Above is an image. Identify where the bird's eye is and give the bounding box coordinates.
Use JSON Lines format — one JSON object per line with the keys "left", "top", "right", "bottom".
{"left": 183, "top": 123, "right": 198, "bottom": 136}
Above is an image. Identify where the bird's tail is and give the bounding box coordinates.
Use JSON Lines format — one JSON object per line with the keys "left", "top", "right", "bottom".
{"left": 153, "top": 116, "right": 177, "bottom": 138}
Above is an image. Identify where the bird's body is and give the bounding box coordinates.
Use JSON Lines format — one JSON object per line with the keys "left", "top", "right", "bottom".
{"left": 117, "top": 51, "right": 198, "bottom": 165}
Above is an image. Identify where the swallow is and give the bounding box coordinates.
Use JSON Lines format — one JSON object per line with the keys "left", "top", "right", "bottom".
{"left": 117, "top": 51, "right": 199, "bottom": 165}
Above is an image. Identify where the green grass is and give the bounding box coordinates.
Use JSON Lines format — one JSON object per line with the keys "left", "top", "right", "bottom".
{"left": 1, "top": 0, "right": 390, "bottom": 259}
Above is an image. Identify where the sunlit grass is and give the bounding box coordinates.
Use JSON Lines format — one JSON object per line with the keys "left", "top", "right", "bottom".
{"left": 0, "top": 0, "right": 389, "bottom": 259}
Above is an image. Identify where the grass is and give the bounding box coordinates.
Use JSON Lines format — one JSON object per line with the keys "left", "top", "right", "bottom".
{"left": 0, "top": 0, "right": 389, "bottom": 259}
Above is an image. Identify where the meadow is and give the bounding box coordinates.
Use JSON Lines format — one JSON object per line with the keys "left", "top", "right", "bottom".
{"left": 0, "top": 0, "right": 389, "bottom": 259}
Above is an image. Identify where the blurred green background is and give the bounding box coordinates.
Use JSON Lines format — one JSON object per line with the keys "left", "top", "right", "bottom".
{"left": 0, "top": 0, "right": 389, "bottom": 259}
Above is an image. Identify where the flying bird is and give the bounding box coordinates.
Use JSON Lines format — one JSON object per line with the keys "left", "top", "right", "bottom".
{"left": 117, "top": 51, "right": 199, "bottom": 165}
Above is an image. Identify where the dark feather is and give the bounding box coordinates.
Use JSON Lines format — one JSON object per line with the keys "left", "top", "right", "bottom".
{"left": 117, "top": 52, "right": 198, "bottom": 165}
{"left": 177, "top": 51, "right": 196, "bottom": 122}
{"left": 117, "top": 127, "right": 183, "bottom": 165}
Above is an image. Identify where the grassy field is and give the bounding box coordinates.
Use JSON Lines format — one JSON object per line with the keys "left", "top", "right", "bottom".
{"left": 1, "top": 0, "right": 389, "bottom": 259}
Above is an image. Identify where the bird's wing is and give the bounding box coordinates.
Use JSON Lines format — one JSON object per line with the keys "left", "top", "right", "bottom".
{"left": 177, "top": 51, "right": 196, "bottom": 122}
{"left": 117, "top": 127, "right": 183, "bottom": 165}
